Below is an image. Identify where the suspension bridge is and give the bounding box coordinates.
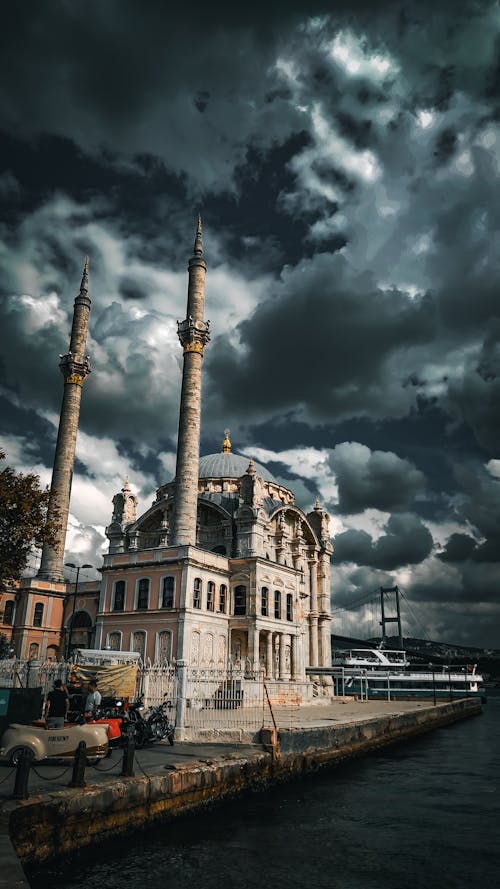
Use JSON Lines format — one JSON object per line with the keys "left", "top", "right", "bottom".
{"left": 331, "top": 585, "right": 430, "bottom": 649}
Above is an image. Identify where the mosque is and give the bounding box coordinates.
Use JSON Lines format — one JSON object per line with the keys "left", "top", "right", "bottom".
{"left": 2, "top": 222, "right": 333, "bottom": 692}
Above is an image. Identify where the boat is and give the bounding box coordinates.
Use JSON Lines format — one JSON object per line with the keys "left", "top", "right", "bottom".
{"left": 329, "top": 646, "right": 484, "bottom": 700}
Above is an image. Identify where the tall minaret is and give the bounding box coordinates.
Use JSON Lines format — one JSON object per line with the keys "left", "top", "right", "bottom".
{"left": 171, "top": 218, "right": 210, "bottom": 546}
{"left": 38, "top": 258, "right": 92, "bottom": 581}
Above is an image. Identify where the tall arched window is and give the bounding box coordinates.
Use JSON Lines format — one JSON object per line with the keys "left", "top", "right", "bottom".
{"left": 274, "top": 590, "right": 281, "bottom": 620}
{"left": 113, "top": 580, "right": 125, "bottom": 611}
{"left": 193, "top": 578, "right": 202, "bottom": 609}
{"left": 33, "top": 602, "right": 44, "bottom": 627}
{"left": 218, "top": 584, "right": 227, "bottom": 613}
{"left": 286, "top": 593, "right": 293, "bottom": 622}
{"left": 261, "top": 587, "right": 269, "bottom": 617}
{"left": 137, "top": 579, "right": 150, "bottom": 610}
{"left": 234, "top": 585, "right": 246, "bottom": 616}
{"left": 157, "top": 631, "right": 172, "bottom": 663}
{"left": 108, "top": 632, "right": 121, "bottom": 651}
{"left": 131, "top": 630, "right": 146, "bottom": 658}
{"left": 29, "top": 642, "right": 39, "bottom": 659}
{"left": 161, "top": 576, "right": 175, "bottom": 608}
{"left": 207, "top": 581, "right": 215, "bottom": 611}
{"left": 3, "top": 601, "right": 14, "bottom": 625}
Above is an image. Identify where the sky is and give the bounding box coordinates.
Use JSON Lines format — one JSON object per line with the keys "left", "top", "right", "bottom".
{"left": 1, "top": 0, "right": 499, "bottom": 648}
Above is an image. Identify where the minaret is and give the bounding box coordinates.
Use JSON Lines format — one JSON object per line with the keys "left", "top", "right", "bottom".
{"left": 38, "top": 258, "right": 92, "bottom": 581}
{"left": 171, "top": 218, "right": 210, "bottom": 546}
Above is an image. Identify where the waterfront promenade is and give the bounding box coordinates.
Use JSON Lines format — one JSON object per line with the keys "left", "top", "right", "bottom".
{"left": 0, "top": 696, "right": 482, "bottom": 887}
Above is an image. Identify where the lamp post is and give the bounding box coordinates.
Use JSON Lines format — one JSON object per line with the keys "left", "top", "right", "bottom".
{"left": 64, "top": 563, "right": 93, "bottom": 661}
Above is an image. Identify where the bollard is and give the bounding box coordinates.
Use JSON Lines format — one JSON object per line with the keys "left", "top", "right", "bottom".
{"left": 69, "top": 740, "right": 87, "bottom": 788}
{"left": 12, "top": 750, "right": 32, "bottom": 800}
{"left": 121, "top": 729, "right": 135, "bottom": 777}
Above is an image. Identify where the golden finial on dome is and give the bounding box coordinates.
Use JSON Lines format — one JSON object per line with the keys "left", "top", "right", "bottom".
{"left": 222, "top": 428, "right": 231, "bottom": 453}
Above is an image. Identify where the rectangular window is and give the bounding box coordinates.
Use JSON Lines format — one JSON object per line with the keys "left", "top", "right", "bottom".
{"left": 193, "top": 578, "right": 202, "bottom": 609}
{"left": 207, "top": 581, "right": 215, "bottom": 611}
{"left": 137, "top": 579, "right": 150, "bottom": 610}
{"left": 274, "top": 590, "right": 281, "bottom": 620}
{"left": 3, "top": 601, "right": 14, "bottom": 625}
{"left": 113, "top": 580, "right": 125, "bottom": 611}
{"left": 286, "top": 593, "right": 293, "bottom": 622}
{"left": 218, "top": 584, "right": 227, "bottom": 613}
{"left": 162, "top": 576, "right": 175, "bottom": 608}
{"left": 261, "top": 587, "right": 268, "bottom": 617}
{"left": 234, "top": 585, "right": 246, "bottom": 616}
{"left": 33, "top": 602, "right": 44, "bottom": 627}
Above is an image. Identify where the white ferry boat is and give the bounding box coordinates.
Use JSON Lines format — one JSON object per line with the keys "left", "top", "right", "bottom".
{"left": 330, "top": 647, "right": 484, "bottom": 699}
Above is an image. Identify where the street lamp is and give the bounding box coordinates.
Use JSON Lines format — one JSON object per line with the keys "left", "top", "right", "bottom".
{"left": 64, "top": 562, "right": 93, "bottom": 661}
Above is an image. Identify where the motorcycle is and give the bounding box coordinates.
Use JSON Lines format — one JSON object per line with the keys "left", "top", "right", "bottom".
{"left": 127, "top": 694, "right": 175, "bottom": 748}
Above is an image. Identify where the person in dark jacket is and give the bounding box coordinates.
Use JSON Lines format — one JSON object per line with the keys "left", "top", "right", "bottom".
{"left": 46, "top": 679, "right": 69, "bottom": 728}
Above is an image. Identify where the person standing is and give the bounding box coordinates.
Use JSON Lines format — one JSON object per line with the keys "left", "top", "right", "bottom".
{"left": 84, "top": 680, "right": 102, "bottom": 716}
{"left": 45, "top": 679, "right": 69, "bottom": 728}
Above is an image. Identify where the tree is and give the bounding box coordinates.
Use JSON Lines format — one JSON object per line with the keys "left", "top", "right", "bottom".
{"left": 0, "top": 451, "right": 60, "bottom": 592}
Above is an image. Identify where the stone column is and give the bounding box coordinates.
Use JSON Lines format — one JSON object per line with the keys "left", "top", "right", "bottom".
{"left": 291, "top": 633, "right": 299, "bottom": 680}
{"left": 308, "top": 558, "right": 319, "bottom": 668}
{"left": 266, "top": 631, "right": 273, "bottom": 679}
{"left": 38, "top": 259, "right": 91, "bottom": 581}
{"left": 278, "top": 634, "right": 287, "bottom": 680}
{"left": 172, "top": 219, "right": 210, "bottom": 546}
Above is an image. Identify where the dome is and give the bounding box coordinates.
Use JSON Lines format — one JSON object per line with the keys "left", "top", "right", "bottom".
{"left": 198, "top": 452, "right": 278, "bottom": 483}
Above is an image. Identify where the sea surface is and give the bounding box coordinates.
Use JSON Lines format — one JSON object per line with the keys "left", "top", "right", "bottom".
{"left": 29, "top": 692, "right": 500, "bottom": 889}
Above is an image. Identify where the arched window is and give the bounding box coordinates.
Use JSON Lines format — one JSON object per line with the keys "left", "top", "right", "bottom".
{"left": 29, "top": 642, "right": 39, "bottom": 659}
{"left": 157, "top": 630, "right": 172, "bottom": 663}
{"left": 261, "top": 587, "right": 269, "bottom": 617}
{"left": 113, "top": 580, "right": 125, "bottom": 611}
{"left": 234, "top": 585, "right": 246, "bottom": 616}
{"left": 218, "top": 584, "right": 227, "bottom": 613}
{"left": 33, "top": 602, "right": 44, "bottom": 627}
{"left": 72, "top": 611, "right": 92, "bottom": 629}
{"left": 207, "top": 581, "right": 215, "bottom": 611}
{"left": 274, "top": 590, "right": 281, "bottom": 620}
{"left": 3, "top": 601, "right": 14, "bottom": 625}
{"left": 161, "top": 576, "right": 175, "bottom": 609}
{"left": 286, "top": 593, "right": 293, "bottom": 622}
{"left": 137, "top": 579, "right": 150, "bottom": 610}
{"left": 108, "top": 632, "right": 121, "bottom": 651}
{"left": 193, "top": 578, "right": 202, "bottom": 609}
{"left": 131, "top": 630, "right": 146, "bottom": 658}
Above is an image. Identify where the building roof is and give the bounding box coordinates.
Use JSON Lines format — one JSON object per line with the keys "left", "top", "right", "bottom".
{"left": 198, "top": 452, "right": 278, "bottom": 483}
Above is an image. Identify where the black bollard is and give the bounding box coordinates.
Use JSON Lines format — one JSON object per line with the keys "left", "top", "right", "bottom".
{"left": 69, "top": 740, "right": 87, "bottom": 788}
{"left": 13, "top": 750, "right": 32, "bottom": 800}
{"left": 121, "top": 729, "right": 135, "bottom": 777}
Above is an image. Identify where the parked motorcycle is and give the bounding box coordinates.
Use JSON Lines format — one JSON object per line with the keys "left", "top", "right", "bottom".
{"left": 127, "top": 694, "right": 175, "bottom": 748}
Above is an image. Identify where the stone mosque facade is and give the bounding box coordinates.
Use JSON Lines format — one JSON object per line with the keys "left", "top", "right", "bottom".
{"left": 3, "top": 221, "right": 333, "bottom": 693}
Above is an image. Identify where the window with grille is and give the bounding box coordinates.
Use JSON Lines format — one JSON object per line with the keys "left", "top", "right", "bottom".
{"left": 33, "top": 602, "right": 44, "bottom": 627}
{"left": 158, "top": 631, "right": 172, "bottom": 663}
{"left": 3, "top": 601, "right": 14, "bottom": 625}
{"left": 113, "top": 580, "right": 125, "bottom": 611}
{"left": 137, "top": 578, "right": 150, "bottom": 610}
{"left": 286, "top": 593, "right": 293, "bottom": 621}
{"left": 274, "top": 590, "right": 281, "bottom": 619}
{"left": 108, "top": 632, "right": 121, "bottom": 651}
{"left": 207, "top": 581, "right": 215, "bottom": 611}
{"left": 234, "top": 585, "right": 246, "bottom": 615}
{"left": 132, "top": 631, "right": 146, "bottom": 658}
{"left": 261, "top": 587, "right": 268, "bottom": 617}
{"left": 193, "top": 577, "right": 202, "bottom": 609}
{"left": 218, "top": 584, "right": 227, "bottom": 613}
{"left": 162, "top": 576, "right": 175, "bottom": 608}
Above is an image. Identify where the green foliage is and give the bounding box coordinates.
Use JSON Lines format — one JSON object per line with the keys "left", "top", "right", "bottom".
{"left": 0, "top": 633, "right": 12, "bottom": 659}
{"left": 0, "top": 451, "right": 59, "bottom": 591}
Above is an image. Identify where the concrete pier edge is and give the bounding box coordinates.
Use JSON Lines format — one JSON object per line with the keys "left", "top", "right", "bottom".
{"left": 1, "top": 698, "right": 481, "bottom": 883}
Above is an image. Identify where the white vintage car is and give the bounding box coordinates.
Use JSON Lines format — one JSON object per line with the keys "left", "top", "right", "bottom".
{"left": 0, "top": 721, "right": 109, "bottom": 764}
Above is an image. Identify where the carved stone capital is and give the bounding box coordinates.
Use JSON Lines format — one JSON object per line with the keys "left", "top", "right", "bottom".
{"left": 177, "top": 317, "right": 210, "bottom": 354}
{"left": 59, "top": 352, "right": 91, "bottom": 384}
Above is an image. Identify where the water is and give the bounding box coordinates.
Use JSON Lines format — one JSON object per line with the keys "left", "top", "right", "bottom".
{"left": 29, "top": 694, "right": 500, "bottom": 889}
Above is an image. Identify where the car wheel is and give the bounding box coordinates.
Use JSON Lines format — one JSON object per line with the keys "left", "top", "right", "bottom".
{"left": 10, "top": 746, "right": 35, "bottom": 766}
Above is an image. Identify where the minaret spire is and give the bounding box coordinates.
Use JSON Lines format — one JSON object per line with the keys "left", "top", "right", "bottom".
{"left": 171, "top": 219, "right": 210, "bottom": 546}
{"left": 38, "top": 258, "right": 92, "bottom": 581}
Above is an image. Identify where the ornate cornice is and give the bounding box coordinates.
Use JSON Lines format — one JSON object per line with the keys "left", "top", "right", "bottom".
{"left": 177, "top": 317, "right": 211, "bottom": 354}
{"left": 59, "top": 352, "right": 91, "bottom": 384}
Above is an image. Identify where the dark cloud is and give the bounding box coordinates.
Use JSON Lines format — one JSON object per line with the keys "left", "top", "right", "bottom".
{"left": 333, "top": 513, "right": 434, "bottom": 570}
{"left": 328, "top": 442, "right": 426, "bottom": 514}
